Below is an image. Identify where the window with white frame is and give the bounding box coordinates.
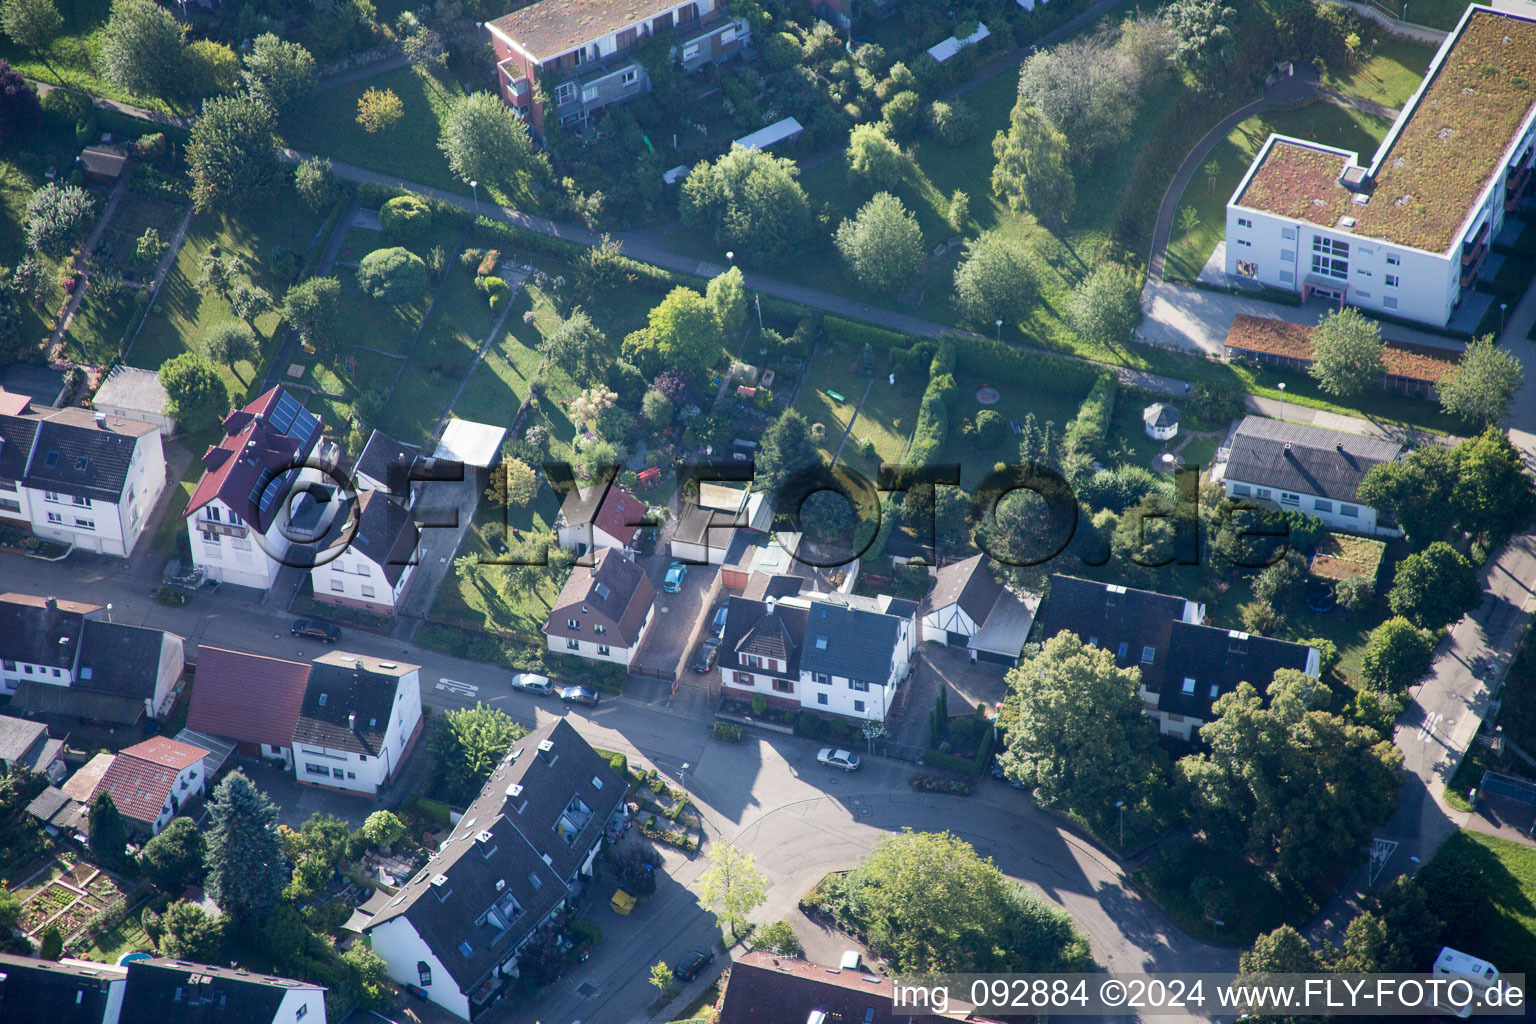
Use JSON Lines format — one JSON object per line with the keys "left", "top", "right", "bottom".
{"left": 72, "top": 495, "right": 89, "bottom": 507}
{"left": 1386, "top": 255, "right": 1400, "bottom": 266}
{"left": 1340, "top": 504, "right": 1359, "bottom": 517}
{"left": 361, "top": 585, "right": 376, "bottom": 598}
{"left": 597, "top": 644, "right": 610, "bottom": 656}
{"left": 853, "top": 699, "right": 866, "bottom": 713}
{"left": 622, "top": 68, "right": 639, "bottom": 85}
{"left": 554, "top": 82, "right": 576, "bottom": 103}
{"left": 566, "top": 638, "right": 580, "bottom": 650}
{"left": 1280, "top": 492, "right": 1300, "bottom": 506}
{"left": 74, "top": 518, "right": 94, "bottom": 530}
{"left": 1385, "top": 274, "right": 1399, "bottom": 287}
{"left": 330, "top": 579, "right": 344, "bottom": 592}
{"left": 46, "top": 512, "right": 62, "bottom": 524}
{"left": 1237, "top": 217, "right": 1252, "bottom": 228}
{"left": 1314, "top": 499, "right": 1333, "bottom": 513}
{"left": 682, "top": 43, "right": 700, "bottom": 60}
{"left": 1310, "top": 235, "right": 1349, "bottom": 280}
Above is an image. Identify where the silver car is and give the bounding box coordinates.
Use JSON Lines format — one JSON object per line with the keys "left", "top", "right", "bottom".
{"left": 817, "top": 748, "right": 860, "bottom": 771}
{"left": 512, "top": 673, "right": 553, "bottom": 695}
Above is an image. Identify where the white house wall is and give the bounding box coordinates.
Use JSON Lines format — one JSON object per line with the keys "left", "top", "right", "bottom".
{"left": 312, "top": 552, "right": 414, "bottom": 611}
{"left": 548, "top": 635, "right": 634, "bottom": 667}
{"left": 369, "top": 917, "right": 472, "bottom": 1021}
{"left": 273, "top": 987, "right": 327, "bottom": 1023}
{"left": 0, "top": 658, "right": 73, "bottom": 697}
{"left": 1221, "top": 477, "right": 1393, "bottom": 536}
{"left": 25, "top": 431, "right": 165, "bottom": 558}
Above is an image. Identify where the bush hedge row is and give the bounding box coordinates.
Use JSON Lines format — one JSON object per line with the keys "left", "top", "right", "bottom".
{"left": 1063, "top": 372, "right": 1118, "bottom": 460}
{"left": 824, "top": 314, "right": 909, "bottom": 352}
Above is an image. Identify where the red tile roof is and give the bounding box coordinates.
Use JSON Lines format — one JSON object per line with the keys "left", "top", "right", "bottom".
{"left": 187, "top": 647, "right": 311, "bottom": 749}
{"left": 183, "top": 387, "right": 312, "bottom": 521}
{"left": 560, "top": 482, "right": 645, "bottom": 547}
{"left": 720, "top": 953, "right": 1004, "bottom": 1024}
{"left": 93, "top": 738, "right": 209, "bottom": 826}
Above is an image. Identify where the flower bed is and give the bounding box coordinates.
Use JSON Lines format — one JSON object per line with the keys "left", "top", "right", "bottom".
{"left": 86, "top": 875, "right": 123, "bottom": 902}
{"left": 639, "top": 818, "right": 697, "bottom": 852}
{"left": 910, "top": 775, "right": 972, "bottom": 795}
{"left": 1309, "top": 533, "right": 1385, "bottom": 582}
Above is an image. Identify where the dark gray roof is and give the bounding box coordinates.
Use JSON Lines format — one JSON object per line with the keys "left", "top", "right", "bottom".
{"left": 25, "top": 785, "right": 86, "bottom": 830}
{"left": 721, "top": 598, "right": 808, "bottom": 677}
{"left": 0, "top": 713, "right": 46, "bottom": 764}
{"left": 1034, "top": 575, "right": 1194, "bottom": 698}
{"left": 918, "top": 554, "right": 1002, "bottom": 622}
{"left": 119, "top": 958, "right": 322, "bottom": 1024}
{"left": 363, "top": 719, "right": 619, "bottom": 995}
{"left": 327, "top": 489, "right": 418, "bottom": 586}
{"left": 1225, "top": 416, "right": 1402, "bottom": 503}
{"left": 10, "top": 681, "right": 145, "bottom": 724}
{"left": 291, "top": 660, "right": 403, "bottom": 756}
{"left": 1143, "top": 403, "right": 1179, "bottom": 428}
{"left": 0, "top": 412, "right": 38, "bottom": 482}
{"left": 0, "top": 953, "right": 125, "bottom": 1024}
{"left": 0, "top": 594, "right": 98, "bottom": 668}
{"left": 740, "top": 573, "right": 806, "bottom": 602}
{"left": 800, "top": 601, "right": 904, "bottom": 682}
{"left": 883, "top": 597, "right": 920, "bottom": 619}
{"left": 1159, "top": 621, "right": 1316, "bottom": 720}
{"left": 76, "top": 620, "right": 168, "bottom": 699}
{"left": 22, "top": 407, "right": 158, "bottom": 502}
{"left": 737, "top": 610, "right": 797, "bottom": 661}
{"left": 353, "top": 429, "right": 420, "bottom": 495}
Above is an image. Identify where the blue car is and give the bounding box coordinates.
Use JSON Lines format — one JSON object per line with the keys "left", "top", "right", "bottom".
{"left": 663, "top": 561, "right": 687, "bottom": 593}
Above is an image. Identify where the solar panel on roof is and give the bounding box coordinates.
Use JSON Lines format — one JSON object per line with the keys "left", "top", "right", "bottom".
{"left": 249, "top": 467, "right": 275, "bottom": 507}
{"left": 268, "top": 391, "right": 301, "bottom": 433}
{"left": 288, "top": 408, "right": 319, "bottom": 447}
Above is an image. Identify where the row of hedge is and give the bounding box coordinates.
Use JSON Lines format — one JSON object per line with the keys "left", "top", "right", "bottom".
{"left": 1062, "top": 372, "right": 1118, "bottom": 461}
{"left": 414, "top": 622, "right": 628, "bottom": 691}
{"left": 824, "top": 314, "right": 911, "bottom": 352}
{"left": 907, "top": 343, "right": 959, "bottom": 467}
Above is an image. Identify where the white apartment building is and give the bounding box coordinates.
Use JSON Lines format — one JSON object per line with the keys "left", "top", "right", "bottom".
{"left": 183, "top": 387, "right": 325, "bottom": 591}
{"left": 291, "top": 652, "right": 423, "bottom": 797}
{"left": 1225, "top": 6, "right": 1536, "bottom": 329}
{"left": 0, "top": 392, "right": 166, "bottom": 557}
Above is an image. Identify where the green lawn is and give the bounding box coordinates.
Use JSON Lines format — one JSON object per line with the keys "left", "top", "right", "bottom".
{"left": 846, "top": 371, "right": 922, "bottom": 467}
{"left": 940, "top": 367, "right": 1088, "bottom": 488}
{"left": 127, "top": 198, "right": 327, "bottom": 402}
{"left": 75, "top": 902, "right": 154, "bottom": 963}
{"left": 1398, "top": 0, "right": 1476, "bottom": 30}
{"left": 429, "top": 490, "right": 566, "bottom": 637}
{"left": 1322, "top": 37, "right": 1436, "bottom": 110}
{"left": 378, "top": 263, "right": 489, "bottom": 444}
{"left": 1424, "top": 830, "right": 1536, "bottom": 975}
{"left": 0, "top": 0, "right": 187, "bottom": 116}
{"left": 1164, "top": 101, "right": 1396, "bottom": 284}
{"left": 790, "top": 342, "right": 874, "bottom": 475}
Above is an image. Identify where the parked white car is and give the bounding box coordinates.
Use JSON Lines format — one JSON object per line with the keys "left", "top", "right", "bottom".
{"left": 817, "top": 748, "right": 860, "bottom": 771}
{"left": 512, "top": 673, "right": 553, "bottom": 695}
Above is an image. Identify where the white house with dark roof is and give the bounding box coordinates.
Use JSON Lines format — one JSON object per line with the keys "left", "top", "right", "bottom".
{"left": 183, "top": 386, "right": 326, "bottom": 592}
{"left": 90, "top": 366, "right": 175, "bottom": 435}
{"left": 1224, "top": 6, "right": 1536, "bottom": 329}
{"left": 0, "top": 953, "right": 129, "bottom": 1024}
{"left": 555, "top": 480, "right": 645, "bottom": 557}
{"left": 543, "top": 547, "right": 656, "bottom": 666}
{"left": 0, "top": 390, "right": 166, "bottom": 557}
{"left": 310, "top": 488, "right": 420, "bottom": 614}
{"left": 1218, "top": 416, "right": 1403, "bottom": 536}
{"left": 917, "top": 554, "right": 1036, "bottom": 665}
{"left": 291, "top": 652, "right": 423, "bottom": 797}
{"left": 117, "top": 957, "right": 325, "bottom": 1024}
{"left": 0, "top": 714, "right": 65, "bottom": 780}
{"left": 358, "top": 717, "right": 625, "bottom": 1020}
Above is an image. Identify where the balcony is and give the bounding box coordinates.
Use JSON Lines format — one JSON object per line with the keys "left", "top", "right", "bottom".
{"left": 1462, "top": 222, "right": 1490, "bottom": 264}
{"left": 196, "top": 516, "right": 248, "bottom": 539}
{"left": 547, "top": 10, "right": 747, "bottom": 110}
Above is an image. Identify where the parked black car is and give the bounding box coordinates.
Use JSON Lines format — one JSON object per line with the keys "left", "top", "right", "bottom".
{"left": 558, "top": 686, "right": 600, "bottom": 707}
{"left": 692, "top": 636, "right": 721, "bottom": 673}
{"left": 673, "top": 948, "right": 715, "bottom": 982}
{"left": 291, "top": 619, "right": 341, "bottom": 643}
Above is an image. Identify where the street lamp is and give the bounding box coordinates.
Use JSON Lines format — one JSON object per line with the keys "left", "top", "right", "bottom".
{"left": 679, "top": 762, "right": 690, "bottom": 810}
{"left": 995, "top": 319, "right": 1003, "bottom": 341}
{"left": 1115, "top": 799, "right": 1125, "bottom": 850}
{"left": 469, "top": 180, "right": 479, "bottom": 216}
{"left": 1501, "top": 302, "right": 1509, "bottom": 332}
{"left": 105, "top": 603, "right": 113, "bottom": 623}
{"left": 726, "top": 251, "right": 734, "bottom": 265}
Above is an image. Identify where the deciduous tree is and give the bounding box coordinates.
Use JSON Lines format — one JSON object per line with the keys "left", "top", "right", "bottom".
{"left": 1166, "top": 0, "right": 1238, "bottom": 89}
{"left": 294, "top": 156, "right": 338, "bottom": 212}
{"left": 706, "top": 265, "right": 747, "bottom": 337}
{"left": 204, "top": 321, "right": 258, "bottom": 380}
{"left": 845, "top": 121, "right": 905, "bottom": 189}
{"left": 680, "top": 145, "right": 814, "bottom": 261}
{"left": 1000, "top": 631, "right": 1162, "bottom": 821}
{"left": 283, "top": 276, "right": 341, "bottom": 353}
{"left": 697, "top": 842, "right": 766, "bottom": 941}
{"left": 438, "top": 91, "right": 536, "bottom": 186}
{"left": 204, "top": 771, "right": 287, "bottom": 923}
{"left": 630, "top": 287, "right": 724, "bottom": 377}
{"left": 427, "top": 703, "right": 527, "bottom": 805}
{"left": 99, "top": 0, "right": 185, "bottom": 98}
{"left": 1308, "top": 307, "right": 1384, "bottom": 398}
{"left": 834, "top": 191, "right": 923, "bottom": 293}
{"left": 1439, "top": 337, "right": 1523, "bottom": 429}
{"left": 357, "top": 247, "right": 427, "bottom": 304}
{"left": 990, "top": 99, "right": 1074, "bottom": 225}
{"left": 1066, "top": 262, "right": 1141, "bottom": 350}
{"left": 1356, "top": 444, "right": 1459, "bottom": 548}
{"left": 241, "top": 33, "right": 316, "bottom": 118}
{"left": 25, "top": 182, "right": 93, "bottom": 256}
{"left": 186, "top": 94, "right": 284, "bottom": 212}
{"left": 140, "top": 817, "right": 206, "bottom": 892}
{"left": 158, "top": 900, "right": 224, "bottom": 960}
{"left": 356, "top": 86, "right": 404, "bottom": 133}
{"left": 1451, "top": 426, "right": 1536, "bottom": 542}
{"left": 0, "top": 0, "right": 61, "bottom": 80}
{"left": 953, "top": 234, "right": 1037, "bottom": 327}
{"left": 1388, "top": 541, "right": 1480, "bottom": 629}
{"left": 1360, "top": 616, "right": 1434, "bottom": 693}
{"left": 485, "top": 456, "right": 538, "bottom": 508}
{"left": 1016, "top": 36, "right": 1138, "bottom": 163}
{"left": 160, "top": 353, "right": 230, "bottom": 432}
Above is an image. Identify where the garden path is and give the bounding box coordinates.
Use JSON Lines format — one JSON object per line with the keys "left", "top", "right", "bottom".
{"left": 49, "top": 174, "right": 132, "bottom": 353}
{"left": 430, "top": 266, "right": 528, "bottom": 437}
{"left": 829, "top": 374, "right": 876, "bottom": 464}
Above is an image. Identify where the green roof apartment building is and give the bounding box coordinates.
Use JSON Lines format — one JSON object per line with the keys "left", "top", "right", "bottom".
{"left": 1225, "top": 5, "right": 1536, "bottom": 330}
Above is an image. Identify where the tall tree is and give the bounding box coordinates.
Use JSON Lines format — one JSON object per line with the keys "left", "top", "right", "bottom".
{"left": 203, "top": 771, "right": 287, "bottom": 923}
{"left": 697, "top": 842, "right": 767, "bottom": 941}
{"left": 845, "top": 121, "right": 904, "bottom": 189}
{"left": 1356, "top": 444, "right": 1459, "bottom": 549}
{"left": 1166, "top": 0, "right": 1238, "bottom": 89}
{"left": 293, "top": 156, "right": 338, "bottom": 212}
{"left": 1178, "top": 675, "right": 1403, "bottom": 885}
{"left": 1439, "top": 337, "right": 1523, "bottom": 429}
{"left": 24, "top": 182, "right": 93, "bottom": 256}
{"left": 1000, "top": 631, "right": 1162, "bottom": 823}
{"left": 1240, "top": 924, "right": 1323, "bottom": 973}
{"left": 706, "top": 266, "right": 748, "bottom": 337}
{"left": 1066, "top": 262, "right": 1142, "bottom": 351}
{"left": 484, "top": 456, "right": 538, "bottom": 508}
{"left": 88, "top": 791, "right": 128, "bottom": 869}
{"left": 282, "top": 276, "right": 341, "bottom": 353}
{"left": 1015, "top": 36, "right": 1138, "bottom": 164}
{"left": 98, "top": 0, "right": 184, "bottom": 98}
{"left": 680, "top": 145, "right": 814, "bottom": 261}
{"left": 437, "top": 91, "right": 536, "bottom": 187}
{"left": 990, "top": 99, "right": 1074, "bottom": 226}
{"left": 834, "top": 191, "right": 923, "bottom": 293}
{"left": 159, "top": 353, "right": 230, "bottom": 432}
{"left": 1308, "top": 307, "right": 1384, "bottom": 398}
{"left": 157, "top": 900, "right": 225, "bottom": 960}
{"left": 241, "top": 33, "right": 316, "bottom": 118}
{"left": 140, "top": 816, "right": 206, "bottom": 892}
{"left": 0, "top": 60, "right": 40, "bottom": 137}
{"left": 1451, "top": 427, "right": 1536, "bottom": 542}
{"left": 953, "top": 234, "right": 1038, "bottom": 327}
{"left": 756, "top": 409, "right": 821, "bottom": 495}
{"left": 0, "top": 0, "right": 62, "bottom": 82}
{"left": 636, "top": 287, "right": 724, "bottom": 377}
{"left": 204, "top": 321, "right": 258, "bottom": 383}
{"left": 1360, "top": 617, "right": 1434, "bottom": 693}
{"left": 427, "top": 703, "right": 527, "bottom": 805}
{"left": 186, "top": 94, "right": 284, "bottom": 212}
{"left": 840, "top": 829, "right": 1091, "bottom": 972}
{"left": 1388, "top": 541, "right": 1480, "bottom": 629}
{"left": 539, "top": 306, "right": 605, "bottom": 383}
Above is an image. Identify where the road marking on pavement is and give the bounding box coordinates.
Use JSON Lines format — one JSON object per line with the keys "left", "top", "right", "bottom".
{"left": 1418, "top": 712, "right": 1442, "bottom": 742}
{"left": 436, "top": 678, "right": 479, "bottom": 698}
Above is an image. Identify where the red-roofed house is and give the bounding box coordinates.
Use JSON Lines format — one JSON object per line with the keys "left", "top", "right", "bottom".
{"left": 718, "top": 952, "right": 1005, "bottom": 1024}
{"left": 92, "top": 736, "right": 210, "bottom": 836}
{"left": 555, "top": 481, "right": 645, "bottom": 558}
{"left": 183, "top": 387, "right": 327, "bottom": 591}
{"left": 186, "top": 647, "right": 311, "bottom": 769}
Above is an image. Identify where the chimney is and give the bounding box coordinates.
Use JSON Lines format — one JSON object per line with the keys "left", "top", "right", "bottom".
{"left": 348, "top": 712, "right": 356, "bottom": 732}
{"left": 44, "top": 596, "right": 57, "bottom": 610}
{"left": 537, "top": 739, "right": 555, "bottom": 763}
{"left": 1335, "top": 442, "right": 1345, "bottom": 452}
{"left": 94, "top": 412, "right": 107, "bottom": 429}
{"left": 766, "top": 597, "right": 776, "bottom": 615}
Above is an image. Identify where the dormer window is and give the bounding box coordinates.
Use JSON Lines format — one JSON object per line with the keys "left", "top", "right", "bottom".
{"left": 1141, "top": 646, "right": 1155, "bottom": 664}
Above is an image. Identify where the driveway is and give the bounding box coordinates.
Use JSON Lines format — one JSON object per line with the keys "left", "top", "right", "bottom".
{"left": 393, "top": 474, "right": 482, "bottom": 637}
{"left": 886, "top": 645, "right": 1010, "bottom": 758}
{"left": 630, "top": 556, "right": 717, "bottom": 680}
{"left": 1139, "top": 279, "right": 1467, "bottom": 358}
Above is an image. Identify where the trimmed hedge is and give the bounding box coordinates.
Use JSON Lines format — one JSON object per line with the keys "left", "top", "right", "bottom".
{"left": 472, "top": 217, "right": 686, "bottom": 293}
{"left": 824, "top": 314, "right": 909, "bottom": 351}
{"left": 950, "top": 336, "right": 1097, "bottom": 393}
{"left": 1063, "top": 372, "right": 1117, "bottom": 459}
{"left": 593, "top": 747, "right": 630, "bottom": 780}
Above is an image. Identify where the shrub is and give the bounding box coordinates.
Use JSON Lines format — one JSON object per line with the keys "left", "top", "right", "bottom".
{"left": 710, "top": 721, "right": 744, "bottom": 742}
{"left": 975, "top": 409, "right": 1005, "bottom": 447}
{"left": 1063, "top": 373, "right": 1117, "bottom": 459}
{"left": 356, "top": 247, "right": 427, "bottom": 304}
{"left": 823, "top": 315, "right": 907, "bottom": 351}
{"left": 750, "top": 694, "right": 767, "bottom": 715}
{"left": 379, "top": 195, "right": 432, "bottom": 239}
{"left": 477, "top": 249, "right": 501, "bottom": 276}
